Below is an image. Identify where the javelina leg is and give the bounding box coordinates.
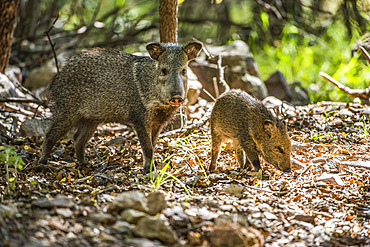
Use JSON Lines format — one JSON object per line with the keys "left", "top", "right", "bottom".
{"left": 73, "top": 119, "right": 99, "bottom": 164}
{"left": 39, "top": 118, "right": 75, "bottom": 164}
{"left": 235, "top": 145, "right": 246, "bottom": 169}
{"left": 135, "top": 124, "right": 154, "bottom": 173}
{"left": 210, "top": 132, "right": 222, "bottom": 171}
{"left": 240, "top": 142, "right": 261, "bottom": 171}
{"left": 151, "top": 124, "right": 162, "bottom": 148}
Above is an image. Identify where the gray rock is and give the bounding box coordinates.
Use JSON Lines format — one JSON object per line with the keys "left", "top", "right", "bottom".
{"left": 134, "top": 216, "right": 177, "bottom": 244}
{"left": 0, "top": 73, "right": 18, "bottom": 98}
{"left": 55, "top": 208, "right": 73, "bottom": 218}
{"left": 164, "top": 206, "right": 191, "bottom": 229}
{"left": 146, "top": 191, "right": 167, "bottom": 216}
{"left": 288, "top": 81, "right": 310, "bottom": 105}
{"left": 31, "top": 196, "right": 75, "bottom": 209}
{"left": 108, "top": 191, "right": 149, "bottom": 214}
{"left": 121, "top": 209, "right": 149, "bottom": 224}
{"left": 122, "top": 238, "right": 164, "bottom": 247}
{"left": 264, "top": 71, "right": 292, "bottom": 101}
{"left": 5, "top": 66, "right": 22, "bottom": 85}
{"left": 112, "top": 220, "right": 133, "bottom": 233}
{"left": 89, "top": 213, "right": 116, "bottom": 225}
{"left": 187, "top": 69, "right": 202, "bottom": 106}
{"left": 210, "top": 221, "right": 264, "bottom": 247}
{"left": 0, "top": 204, "right": 18, "bottom": 221}
{"left": 190, "top": 40, "right": 267, "bottom": 100}
{"left": 23, "top": 51, "right": 73, "bottom": 91}
{"left": 19, "top": 118, "right": 52, "bottom": 138}
{"left": 107, "top": 136, "right": 126, "bottom": 146}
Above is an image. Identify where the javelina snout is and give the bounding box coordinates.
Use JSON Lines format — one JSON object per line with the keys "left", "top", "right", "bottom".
{"left": 169, "top": 95, "right": 184, "bottom": 106}
{"left": 210, "top": 89, "right": 292, "bottom": 173}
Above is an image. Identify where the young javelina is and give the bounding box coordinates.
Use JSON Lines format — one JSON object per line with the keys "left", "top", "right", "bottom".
{"left": 39, "top": 41, "right": 203, "bottom": 173}
{"left": 209, "top": 89, "right": 291, "bottom": 172}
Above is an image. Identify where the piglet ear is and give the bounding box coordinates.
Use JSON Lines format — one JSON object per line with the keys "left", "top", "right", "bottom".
{"left": 281, "top": 120, "right": 287, "bottom": 130}
{"left": 146, "top": 43, "right": 166, "bottom": 60}
{"left": 263, "top": 120, "right": 275, "bottom": 138}
{"left": 183, "top": 41, "right": 203, "bottom": 61}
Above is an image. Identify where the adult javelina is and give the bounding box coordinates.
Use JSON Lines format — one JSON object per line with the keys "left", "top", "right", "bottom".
{"left": 39, "top": 41, "right": 203, "bottom": 173}
{"left": 209, "top": 89, "right": 291, "bottom": 172}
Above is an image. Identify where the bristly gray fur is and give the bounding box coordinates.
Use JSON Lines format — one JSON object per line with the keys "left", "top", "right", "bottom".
{"left": 39, "top": 41, "right": 203, "bottom": 173}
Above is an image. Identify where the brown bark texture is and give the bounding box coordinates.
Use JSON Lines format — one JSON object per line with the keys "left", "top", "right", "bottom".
{"left": 159, "top": 0, "right": 178, "bottom": 43}
{"left": 0, "top": 0, "right": 19, "bottom": 74}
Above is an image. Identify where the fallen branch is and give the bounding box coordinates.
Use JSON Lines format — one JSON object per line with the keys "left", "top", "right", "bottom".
{"left": 340, "top": 161, "right": 370, "bottom": 170}
{"left": 0, "top": 97, "right": 47, "bottom": 106}
{"left": 319, "top": 72, "right": 370, "bottom": 101}
{"left": 359, "top": 46, "right": 370, "bottom": 64}
{"left": 217, "top": 55, "right": 230, "bottom": 92}
{"left": 202, "top": 88, "right": 216, "bottom": 102}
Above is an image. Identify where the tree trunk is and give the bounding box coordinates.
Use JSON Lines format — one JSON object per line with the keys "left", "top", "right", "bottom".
{"left": 159, "top": 0, "right": 178, "bottom": 43}
{"left": 0, "top": 0, "right": 19, "bottom": 74}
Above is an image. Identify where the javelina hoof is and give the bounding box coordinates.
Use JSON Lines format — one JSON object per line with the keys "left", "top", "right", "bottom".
{"left": 143, "top": 161, "right": 157, "bottom": 174}
{"left": 77, "top": 160, "right": 89, "bottom": 166}
{"left": 38, "top": 158, "right": 47, "bottom": 165}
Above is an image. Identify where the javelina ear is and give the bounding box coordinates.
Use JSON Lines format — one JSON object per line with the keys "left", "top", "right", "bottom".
{"left": 146, "top": 43, "right": 166, "bottom": 60}
{"left": 281, "top": 120, "right": 287, "bottom": 130}
{"left": 183, "top": 41, "right": 203, "bottom": 61}
{"left": 263, "top": 120, "right": 275, "bottom": 138}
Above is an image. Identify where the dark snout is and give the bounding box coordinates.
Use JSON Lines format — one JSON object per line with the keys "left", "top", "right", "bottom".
{"left": 283, "top": 168, "right": 291, "bottom": 173}
{"left": 169, "top": 94, "right": 184, "bottom": 106}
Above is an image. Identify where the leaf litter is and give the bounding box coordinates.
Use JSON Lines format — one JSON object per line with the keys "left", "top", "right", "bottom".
{"left": 0, "top": 100, "right": 369, "bottom": 246}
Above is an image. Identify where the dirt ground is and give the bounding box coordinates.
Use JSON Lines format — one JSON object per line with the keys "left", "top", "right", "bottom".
{"left": 0, "top": 100, "right": 369, "bottom": 247}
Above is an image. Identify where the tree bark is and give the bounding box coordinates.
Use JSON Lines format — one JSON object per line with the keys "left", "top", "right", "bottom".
{"left": 159, "top": 0, "right": 178, "bottom": 43}
{"left": 0, "top": 0, "right": 19, "bottom": 74}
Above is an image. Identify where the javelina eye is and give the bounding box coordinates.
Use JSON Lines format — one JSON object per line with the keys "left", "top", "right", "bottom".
{"left": 276, "top": 146, "right": 284, "bottom": 154}
{"left": 181, "top": 69, "right": 187, "bottom": 76}
{"left": 161, "top": 68, "right": 168, "bottom": 75}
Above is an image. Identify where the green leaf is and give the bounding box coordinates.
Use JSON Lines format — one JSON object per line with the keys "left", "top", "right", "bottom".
{"left": 116, "top": 0, "right": 126, "bottom": 7}
{"left": 260, "top": 12, "right": 269, "bottom": 31}
{"left": 257, "top": 169, "right": 263, "bottom": 180}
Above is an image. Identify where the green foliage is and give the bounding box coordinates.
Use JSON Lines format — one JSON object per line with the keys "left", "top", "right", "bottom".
{"left": 148, "top": 154, "right": 190, "bottom": 195}
{"left": 357, "top": 117, "right": 369, "bottom": 136}
{"left": 250, "top": 21, "right": 370, "bottom": 103}
{"left": 0, "top": 146, "right": 24, "bottom": 197}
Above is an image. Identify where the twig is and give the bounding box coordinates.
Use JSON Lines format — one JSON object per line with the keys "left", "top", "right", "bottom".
{"left": 45, "top": 15, "right": 60, "bottom": 73}
{"left": 254, "top": 0, "right": 283, "bottom": 19}
{"left": 217, "top": 56, "right": 230, "bottom": 92}
{"left": 3, "top": 103, "right": 43, "bottom": 117}
{"left": 299, "top": 164, "right": 312, "bottom": 176}
{"left": 0, "top": 97, "right": 47, "bottom": 106}
{"left": 359, "top": 46, "right": 370, "bottom": 64}
{"left": 340, "top": 161, "right": 370, "bottom": 170}
{"left": 202, "top": 88, "right": 216, "bottom": 102}
{"left": 213, "top": 77, "right": 219, "bottom": 98}
{"left": 319, "top": 72, "right": 370, "bottom": 99}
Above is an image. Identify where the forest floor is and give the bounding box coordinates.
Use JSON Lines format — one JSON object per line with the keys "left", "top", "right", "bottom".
{"left": 0, "top": 99, "right": 370, "bottom": 247}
